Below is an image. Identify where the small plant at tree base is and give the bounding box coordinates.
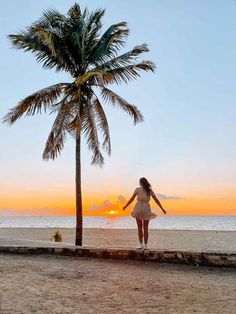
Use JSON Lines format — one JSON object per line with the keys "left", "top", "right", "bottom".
{"left": 52, "top": 230, "right": 62, "bottom": 242}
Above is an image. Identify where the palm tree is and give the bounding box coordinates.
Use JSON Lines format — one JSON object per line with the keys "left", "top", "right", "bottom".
{"left": 2, "top": 3, "right": 155, "bottom": 245}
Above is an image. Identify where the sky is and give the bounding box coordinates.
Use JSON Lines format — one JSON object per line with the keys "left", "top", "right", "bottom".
{"left": 0, "top": 0, "right": 236, "bottom": 216}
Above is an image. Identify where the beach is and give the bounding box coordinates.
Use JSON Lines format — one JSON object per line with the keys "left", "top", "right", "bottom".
{"left": 0, "top": 228, "right": 236, "bottom": 252}
{"left": 1, "top": 228, "right": 236, "bottom": 313}
{"left": 0, "top": 254, "right": 235, "bottom": 313}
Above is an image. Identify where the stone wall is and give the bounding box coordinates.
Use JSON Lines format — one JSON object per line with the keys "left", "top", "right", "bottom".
{"left": 0, "top": 246, "right": 235, "bottom": 268}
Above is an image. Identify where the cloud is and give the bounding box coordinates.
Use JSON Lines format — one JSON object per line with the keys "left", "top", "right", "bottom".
{"left": 0, "top": 206, "right": 66, "bottom": 216}
{"left": 87, "top": 200, "right": 119, "bottom": 211}
{"left": 86, "top": 193, "right": 182, "bottom": 213}
{"left": 0, "top": 208, "right": 18, "bottom": 216}
{"left": 87, "top": 200, "right": 111, "bottom": 211}
{"left": 117, "top": 195, "right": 126, "bottom": 203}
{"left": 86, "top": 204, "right": 101, "bottom": 211}
{"left": 157, "top": 193, "right": 182, "bottom": 200}
{"left": 87, "top": 195, "right": 127, "bottom": 212}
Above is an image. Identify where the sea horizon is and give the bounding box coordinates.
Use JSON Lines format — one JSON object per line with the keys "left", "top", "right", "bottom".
{"left": 1, "top": 215, "right": 235, "bottom": 231}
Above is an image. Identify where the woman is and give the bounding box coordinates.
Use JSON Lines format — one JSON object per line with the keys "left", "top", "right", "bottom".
{"left": 123, "top": 177, "right": 166, "bottom": 250}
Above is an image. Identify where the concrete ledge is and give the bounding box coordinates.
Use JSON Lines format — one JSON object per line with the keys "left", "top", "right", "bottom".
{"left": 0, "top": 246, "right": 235, "bottom": 268}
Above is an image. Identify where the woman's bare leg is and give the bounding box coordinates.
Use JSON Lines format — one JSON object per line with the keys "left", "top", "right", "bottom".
{"left": 143, "top": 220, "right": 149, "bottom": 245}
{"left": 136, "top": 218, "right": 143, "bottom": 243}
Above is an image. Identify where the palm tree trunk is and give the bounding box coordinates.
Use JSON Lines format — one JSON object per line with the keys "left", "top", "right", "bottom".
{"left": 75, "top": 134, "right": 83, "bottom": 246}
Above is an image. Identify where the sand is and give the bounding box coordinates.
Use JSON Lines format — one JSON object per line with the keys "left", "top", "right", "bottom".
{"left": 0, "top": 228, "right": 235, "bottom": 313}
{"left": 0, "top": 254, "right": 235, "bottom": 314}
{"left": 0, "top": 228, "right": 236, "bottom": 252}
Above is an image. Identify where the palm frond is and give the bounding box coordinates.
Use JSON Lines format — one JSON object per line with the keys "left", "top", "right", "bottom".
{"left": 87, "top": 22, "right": 129, "bottom": 67}
{"left": 82, "top": 9, "right": 105, "bottom": 62}
{"left": 8, "top": 31, "right": 77, "bottom": 75}
{"left": 43, "top": 101, "right": 74, "bottom": 160}
{"left": 66, "top": 114, "right": 81, "bottom": 138}
{"left": 75, "top": 70, "right": 114, "bottom": 86}
{"left": 2, "top": 83, "right": 69, "bottom": 125}
{"left": 95, "top": 44, "right": 149, "bottom": 71}
{"left": 64, "top": 6, "right": 88, "bottom": 68}
{"left": 91, "top": 90, "right": 111, "bottom": 155}
{"left": 106, "top": 60, "right": 156, "bottom": 84}
{"left": 31, "top": 28, "right": 58, "bottom": 57}
{"left": 67, "top": 3, "right": 82, "bottom": 20}
{"left": 86, "top": 8, "right": 105, "bottom": 34}
{"left": 81, "top": 97, "right": 104, "bottom": 166}
{"left": 100, "top": 87, "right": 144, "bottom": 125}
{"left": 30, "top": 9, "right": 66, "bottom": 31}
{"left": 9, "top": 7, "right": 80, "bottom": 76}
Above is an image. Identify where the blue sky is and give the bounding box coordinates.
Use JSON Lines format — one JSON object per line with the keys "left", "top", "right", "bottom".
{"left": 0, "top": 0, "right": 236, "bottom": 214}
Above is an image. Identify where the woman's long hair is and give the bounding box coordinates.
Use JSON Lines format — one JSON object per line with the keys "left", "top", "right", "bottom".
{"left": 139, "top": 177, "right": 151, "bottom": 196}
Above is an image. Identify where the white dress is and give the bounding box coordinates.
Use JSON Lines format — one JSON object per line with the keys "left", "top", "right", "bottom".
{"left": 131, "top": 187, "right": 157, "bottom": 220}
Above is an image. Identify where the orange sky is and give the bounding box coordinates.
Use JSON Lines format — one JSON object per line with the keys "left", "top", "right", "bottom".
{"left": 0, "top": 187, "right": 235, "bottom": 216}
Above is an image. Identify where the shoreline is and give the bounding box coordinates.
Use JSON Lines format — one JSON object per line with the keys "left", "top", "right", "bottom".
{"left": 1, "top": 216, "right": 235, "bottom": 232}
{"left": 1, "top": 227, "right": 236, "bottom": 232}
{"left": 0, "top": 228, "right": 235, "bottom": 253}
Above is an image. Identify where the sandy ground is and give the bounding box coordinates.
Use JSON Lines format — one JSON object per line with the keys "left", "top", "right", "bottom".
{"left": 0, "top": 254, "right": 235, "bottom": 314}
{"left": 0, "top": 228, "right": 236, "bottom": 252}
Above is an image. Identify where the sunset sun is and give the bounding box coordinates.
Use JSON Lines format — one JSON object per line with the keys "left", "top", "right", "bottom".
{"left": 107, "top": 210, "right": 118, "bottom": 216}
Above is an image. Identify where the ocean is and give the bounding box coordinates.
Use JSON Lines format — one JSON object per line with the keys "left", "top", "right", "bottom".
{"left": 0, "top": 215, "right": 235, "bottom": 231}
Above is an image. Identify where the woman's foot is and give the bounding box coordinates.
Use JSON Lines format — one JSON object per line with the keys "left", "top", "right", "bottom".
{"left": 144, "top": 244, "right": 149, "bottom": 250}
{"left": 136, "top": 243, "right": 143, "bottom": 249}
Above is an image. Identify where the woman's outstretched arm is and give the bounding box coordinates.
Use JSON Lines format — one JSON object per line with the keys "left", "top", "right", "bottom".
{"left": 151, "top": 191, "right": 167, "bottom": 214}
{"left": 123, "top": 192, "right": 136, "bottom": 210}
